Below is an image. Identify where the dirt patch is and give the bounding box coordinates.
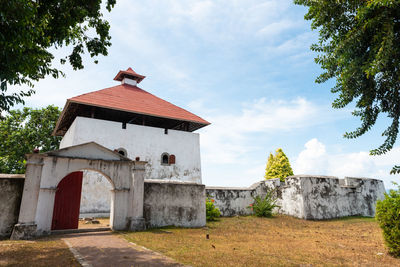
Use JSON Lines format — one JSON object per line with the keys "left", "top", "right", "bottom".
{"left": 78, "top": 217, "right": 110, "bottom": 229}
{"left": 0, "top": 236, "right": 79, "bottom": 267}
{"left": 122, "top": 215, "right": 400, "bottom": 266}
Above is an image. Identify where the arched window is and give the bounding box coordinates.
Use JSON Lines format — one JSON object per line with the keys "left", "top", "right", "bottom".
{"left": 116, "top": 148, "right": 127, "bottom": 157}
{"left": 161, "top": 153, "right": 169, "bottom": 165}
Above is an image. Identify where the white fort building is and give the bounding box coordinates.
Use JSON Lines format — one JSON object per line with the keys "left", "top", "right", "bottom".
{"left": 54, "top": 67, "right": 210, "bottom": 217}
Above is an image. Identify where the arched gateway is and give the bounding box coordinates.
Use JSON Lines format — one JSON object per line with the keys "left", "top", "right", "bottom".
{"left": 11, "top": 142, "right": 146, "bottom": 240}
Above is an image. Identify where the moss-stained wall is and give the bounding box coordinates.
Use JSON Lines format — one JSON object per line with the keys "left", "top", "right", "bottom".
{"left": 207, "top": 176, "right": 385, "bottom": 220}
{"left": 0, "top": 175, "right": 24, "bottom": 239}
{"left": 143, "top": 180, "right": 206, "bottom": 228}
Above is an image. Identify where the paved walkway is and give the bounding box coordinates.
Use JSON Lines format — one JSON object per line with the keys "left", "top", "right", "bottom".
{"left": 61, "top": 231, "right": 185, "bottom": 267}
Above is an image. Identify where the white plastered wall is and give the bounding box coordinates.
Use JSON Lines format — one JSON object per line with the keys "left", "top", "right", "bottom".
{"left": 60, "top": 116, "right": 202, "bottom": 183}
{"left": 79, "top": 170, "right": 112, "bottom": 218}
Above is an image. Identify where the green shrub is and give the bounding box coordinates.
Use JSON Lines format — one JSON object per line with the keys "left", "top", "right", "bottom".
{"left": 249, "top": 190, "right": 279, "bottom": 217}
{"left": 265, "top": 148, "right": 294, "bottom": 182}
{"left": 206, "top": 198, "right": 221, "bottom": 221}
{"left": 376, "top": 183, "right": 400, "bottom": 257}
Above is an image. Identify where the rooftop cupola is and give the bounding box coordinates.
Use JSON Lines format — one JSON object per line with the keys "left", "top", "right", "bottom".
{"left": 113, "top": 67, "right": 146, "bottom": 86}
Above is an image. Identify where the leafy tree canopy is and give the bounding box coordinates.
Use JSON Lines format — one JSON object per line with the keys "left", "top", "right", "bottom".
{"left": 0, "top": 0, "right": 116, "bottom": 112}
{"left": 0, "top": 106, "right": 62, "bottom": 174}
{"left": 294, "top": 0, "right": 400, "bottom": 174}
{"left": 265, "top": 148, "right": 294, "bottom": 182}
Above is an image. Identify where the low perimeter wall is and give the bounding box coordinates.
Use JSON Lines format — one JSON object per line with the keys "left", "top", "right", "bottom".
{"left": 206, "top": 175, "right": 386, "bottom": 220}
{"left": 1, "top": 173, "right": 385, "bottom": 238}
{"left": 0, "top": 175, "right": 25, "bottom": 239}
{"left": 0, "top": 175, "right": 206, "bottom": 236}
{"left": 205, "top": 181, "right": 266, "bottom": 217}
{"left": 143, "top": 180, "right": 206, "bottom": 228}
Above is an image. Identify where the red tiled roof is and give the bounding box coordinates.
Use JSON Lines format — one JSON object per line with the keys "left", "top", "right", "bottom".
{"left": 68, "top": 84, "right": 210, "bottom": 125}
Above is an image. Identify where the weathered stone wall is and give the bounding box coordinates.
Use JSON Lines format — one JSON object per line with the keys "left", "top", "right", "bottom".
{"left": 143, "top": 180, "right": 206, "bottom": 228}
{"left": 264, "top": 177, "right": 305, "bottom": 218}
{"left": 207, "top": 175, "right": 385, "bottom": 220}
{"left": 206, "top": 182, "right": 266, "bottom": 216}
{"left": 79, "top": 175, "right": 207, "bottom": 227}
{"left": 0, "top": 175, "right": 25, "bottom": 239}
{"left": 2, "top": 172, "right": 385, "bottom": 239}
{"left": 298, "top": 176, "right": 385, "bottom": 219}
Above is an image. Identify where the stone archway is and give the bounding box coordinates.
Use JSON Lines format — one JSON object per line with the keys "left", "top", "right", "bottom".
{"left": 11, "top": 142, "right": 146, "bottom": 240}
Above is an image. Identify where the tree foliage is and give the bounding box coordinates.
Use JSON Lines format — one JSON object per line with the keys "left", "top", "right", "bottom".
{"left": 0, "top": 106, "right": 62, "bottom": 174}
{"left": 0, "top": 0, "right": 116, "bottom": 112}
{"left": 376, "top": 183, "right": 400, "bottom": 256}
{"left": 265, "top": 148, "right": 294, "bottom": 182}
{"left": 294, "top": 0, "right": 400, "bottom": 174}
{"left": 265, "top": 153, "right": 274, "bottom": 172}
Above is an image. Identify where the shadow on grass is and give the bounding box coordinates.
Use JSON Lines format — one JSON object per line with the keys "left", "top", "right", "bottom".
{"left": 325, "top": 215, "right": 376, "bottom": 222}
{"left": 119, "top": 224, "right": 214, "bottom": 234}
{"left": 268, "top": 214, "right": 376, "bottom": 223}
{"left": 0, "top": 237, "right": 78, "bottom": 267}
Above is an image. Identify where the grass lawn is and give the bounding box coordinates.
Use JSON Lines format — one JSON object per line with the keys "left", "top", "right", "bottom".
{"left": 121, "top": 215, "right": 400, "bottom": 267}
{"left": 0, "top": 237, "right": 79, "bottom": 267}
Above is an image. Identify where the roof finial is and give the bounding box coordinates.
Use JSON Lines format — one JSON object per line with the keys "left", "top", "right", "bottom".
{"left": 114, "top": 67, "right": 146, "bottom": 85}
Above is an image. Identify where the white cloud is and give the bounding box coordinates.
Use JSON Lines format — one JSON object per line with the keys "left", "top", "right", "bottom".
{"left": 7, "top": 0, "right": 313, "bottom": 108}
{"left": 294, "top": 138, "right": 328, "bottom": 174}
{"left": 257, "top": 20, "right": 302, "bottom": 37}
{"left": 113, "top": 0, "right": 300, "bottom": 46}
{"left": 275, "top": 32, "right": 316, "bottom": 54}
{"left": 294, "top": 138, "right": 400, "bottom": 189}
{"left": 198, "top": 97, "right": 338, "bottom": 165}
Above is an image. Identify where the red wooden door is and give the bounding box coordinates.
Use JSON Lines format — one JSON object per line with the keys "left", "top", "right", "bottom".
{"left": 51, "top": 171, "right": 83, "bottom": 230}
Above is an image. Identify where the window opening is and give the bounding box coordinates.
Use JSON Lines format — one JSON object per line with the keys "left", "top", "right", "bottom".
{"left": 116, "top": 148, "right": 127, "bottom": 157}
{"left": 161, "top": 153, "right": 169, "bottom": 165}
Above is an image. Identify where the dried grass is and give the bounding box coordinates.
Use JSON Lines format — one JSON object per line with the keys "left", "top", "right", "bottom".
{"left": 121, "top": 215, "right": 400, "bottom": 267}
{"left": 0, "top": 237, "right": 79, "bottom": 267}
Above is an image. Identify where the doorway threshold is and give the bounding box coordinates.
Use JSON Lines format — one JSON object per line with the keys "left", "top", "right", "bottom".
{"left": 51, "top": 227, "right": 110, "bottom": 235}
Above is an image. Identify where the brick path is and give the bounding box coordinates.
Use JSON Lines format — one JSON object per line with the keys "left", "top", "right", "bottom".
{"left": 61, "top": 231, "right": 185, "bottom": 267}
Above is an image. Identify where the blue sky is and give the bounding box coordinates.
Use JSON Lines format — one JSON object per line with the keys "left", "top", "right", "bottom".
{"left": 10, "top": 0, "right": 399, "bottom": 189}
